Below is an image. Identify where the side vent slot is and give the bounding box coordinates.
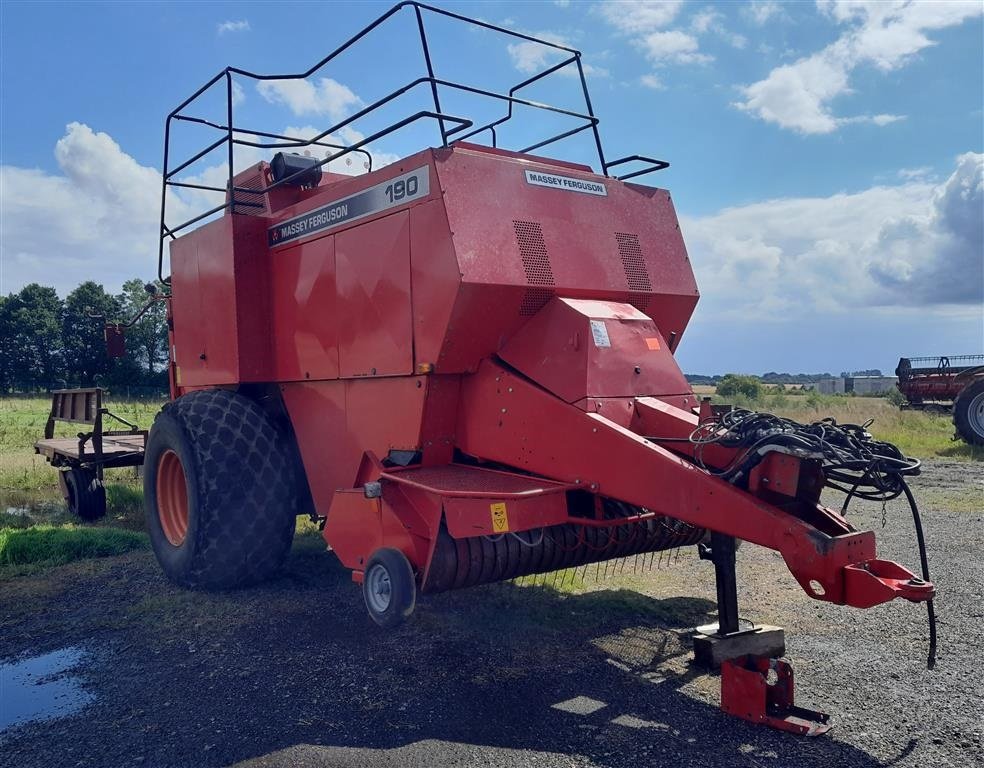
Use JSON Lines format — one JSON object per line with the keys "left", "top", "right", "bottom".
{"left": 231, "top": 170, "right": 267, "bottom": 216}
{"left": 514, "top": 220, "right": 555, "bottom": 316}
{"left": 616, "top": 232, "right": 652, "bottom": 291}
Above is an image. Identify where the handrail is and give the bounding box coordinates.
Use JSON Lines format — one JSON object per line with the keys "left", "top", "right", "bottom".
{"left": 157, "top": 1, "right": 660, "bottom": 285}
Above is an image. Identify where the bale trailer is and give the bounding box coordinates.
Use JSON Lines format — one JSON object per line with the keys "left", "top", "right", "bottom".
{"left": 120, "top": 2, "right": 935, "bottom": 734}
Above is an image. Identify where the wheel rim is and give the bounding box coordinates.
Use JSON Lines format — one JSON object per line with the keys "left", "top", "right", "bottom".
{"left": 970, "top": 392, "right": 984, "bottom": 436}
{"left": 365, "top": 563, "right": 392, "bottom": 614}
{"left": 156, "top": 449, "right": 189, "bottom": 546}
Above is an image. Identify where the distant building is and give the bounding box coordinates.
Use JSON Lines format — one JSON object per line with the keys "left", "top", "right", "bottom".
{"left": 850, "top": 376, "right": 897, "bottom": 395}
{"left": 816, "top": 378, "right": 846, "bottom": 394}
{"left": 816, "top": 376, "right": 897, "bottom": 395}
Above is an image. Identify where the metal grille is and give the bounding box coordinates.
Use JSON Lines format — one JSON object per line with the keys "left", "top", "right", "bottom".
{"left": 232, "top": 170, "right": 267, "bottom": 215}
{"left": 519, "top": 288, "right": 554, "bottom": 316}
{"left": 616, "top": 232, "right": 652, "bottom": 291}
{"left": 514, "top": 221, "right": 554, "bottom": 286}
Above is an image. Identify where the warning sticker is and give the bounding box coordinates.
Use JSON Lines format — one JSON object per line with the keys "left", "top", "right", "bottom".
{"left": 590, "top": 320, "right": 611, "bottom": 348}
{"left": 490, "top": 502, "right": 509, "bottom": 533}
{"left": 645, "top": 337, "right": 661, "bottom": 350}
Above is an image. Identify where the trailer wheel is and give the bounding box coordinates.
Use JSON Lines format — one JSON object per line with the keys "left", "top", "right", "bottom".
{"left": 363, "top": 548, "right": 416, "bottom": 628}
{"left": 144, "top": 389, "right": 297, "bottom": 589}
{"left": 953, "top": 379, "right": 984, "bottom": 446}
{"left": 61, "top": 467, "right": 106, "bottom": 521}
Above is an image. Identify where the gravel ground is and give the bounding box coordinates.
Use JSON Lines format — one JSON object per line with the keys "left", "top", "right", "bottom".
{"left": 0, "top": 459, "right": 980, "bottom": 768}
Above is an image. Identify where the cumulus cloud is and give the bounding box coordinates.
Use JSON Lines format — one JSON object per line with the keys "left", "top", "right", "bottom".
{"left": 0, "top": 122, "right": 402, "bottom": 295}
{"left": 596, "top": 0, "right": 713, "bottom": 79}
{"left": 683, "top": 152, "right": 983, "bottom": 320}
{"left": 257, "top": 78, "right": 362, "bottom": 121}
{"left": 596, "top": 1, "right": 684, "bottom": 34}
{"left": 505, "top": 30, "right": 608, "bottom": 78}
{"left": 736, "top": 1, "right": 982, "bottom": 134}
{"left": 743, "top": 1, "right": 785, "bottom": 26}
{"left": 217, "top": 20, "right": 250, "bottom": 35}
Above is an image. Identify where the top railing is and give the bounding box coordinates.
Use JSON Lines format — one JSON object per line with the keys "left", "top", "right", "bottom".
{"left": 157, "top": 1, "right": 669, "bottom": 284}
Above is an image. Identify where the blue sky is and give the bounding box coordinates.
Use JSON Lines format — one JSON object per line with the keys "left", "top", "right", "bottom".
{"left": 1, "top": 1, "right": 982, "bottom": 374}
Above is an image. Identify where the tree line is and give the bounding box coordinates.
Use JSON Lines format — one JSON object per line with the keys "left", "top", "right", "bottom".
{"left": 0, "top": 279, "right": 168, "bottom": 393}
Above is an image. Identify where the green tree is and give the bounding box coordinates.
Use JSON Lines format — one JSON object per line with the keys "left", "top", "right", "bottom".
{"left": 0, "top": 284, "right": 64, "bottom": 390}
{"left": 116, "top": 279, "right": 168, "bottom": 381}
{"left": 716, "top": 373, "right": 763, "bottom": 401}
{"left": 62, "top": 282, "right": 120, "bottom": 387}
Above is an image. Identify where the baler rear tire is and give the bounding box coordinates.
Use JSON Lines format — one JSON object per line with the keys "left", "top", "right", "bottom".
{"left": 953, "top": 379, "right": 984, "bottom": 446}
{"left": 62, "top": 467, "right": 106, "bottom": 521}
{"left": 144, "top": 389, "right": 297, "bottom": 589}
{"left": 363, "top": 548, "right": 416, "bottom": 629}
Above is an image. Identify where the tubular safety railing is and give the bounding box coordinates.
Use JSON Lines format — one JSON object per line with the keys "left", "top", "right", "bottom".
{"left": 158, "top": 1, "right": 669, "bottom": 283}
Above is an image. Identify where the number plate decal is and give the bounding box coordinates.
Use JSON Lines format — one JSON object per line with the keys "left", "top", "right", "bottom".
{"left": 268, "top": 166, "right": 429, "bottom": 247}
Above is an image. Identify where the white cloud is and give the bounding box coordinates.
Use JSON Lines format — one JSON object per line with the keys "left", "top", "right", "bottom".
{"left": 256, "top": 78, "right": 362, "bottom": 121}
{"left": 683, "top": 152, "right": 983, "bottom": 320}
{"left": 596, "top": 1, "right": 684, "bottom": 34}
{"left": 217, "top": 20, "right": 250, "bottom": 35}
{"left": 505, "top": 30, "right": 608, "bottom": 78}
{"left": 689, "top": 7, "right": 747, "bottom": 49}
{"left": 231, "top": 81, "right": 245, "bottom": 107}
{"left": 0, "top": 122, "right": 403, "bottom": 295}
{"left": 639, "top": 30, "right": 713, "bottom": 64}
{"left": 744, "top": 1, "right": 785, "bottom": 26}
{"left": 1, "top": 123, "right": 195, "bottom": 294}
{"left": 737, "top": 1, "right": 982, "bottom": 134}
{"left": 640, "top": 73, "right": 665, "bottom": 90}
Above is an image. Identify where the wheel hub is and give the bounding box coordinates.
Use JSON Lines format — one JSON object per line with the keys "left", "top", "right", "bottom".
{"left": 365, "top": 564, "right": 392, "bottom": 613}
{"left": 157, "top": 449, "right": 189, "bottom": 546}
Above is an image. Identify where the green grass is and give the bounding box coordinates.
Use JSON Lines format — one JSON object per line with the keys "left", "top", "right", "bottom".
{"left": 714, "top": 392, "right": 982, "bottom": 461}
{"left": 0, "top": 524, "right": 148, "bottom": 567}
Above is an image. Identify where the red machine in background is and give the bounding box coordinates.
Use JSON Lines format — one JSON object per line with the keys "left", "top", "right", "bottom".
{"left": 896, "top": 355, "right": 984, "bottom": 445}
{"left": 137, "top": 2, "right": 935, "bottom": 736}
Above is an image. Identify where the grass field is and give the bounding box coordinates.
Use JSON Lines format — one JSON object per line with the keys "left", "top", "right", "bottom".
{"left": 0, "top": 390, "right": 978, "bottom": 574}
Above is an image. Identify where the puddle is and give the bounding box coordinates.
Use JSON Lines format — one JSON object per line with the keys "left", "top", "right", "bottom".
{"left": 0, "top": 647, "right": 95, "bottom": 732}
{"left": 0, "top": 491, "right": 70, "bottom": 528}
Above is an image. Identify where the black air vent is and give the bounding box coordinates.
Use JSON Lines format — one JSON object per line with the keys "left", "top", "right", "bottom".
{"left": 616, "top": 232, "right": 652, "bottom": 291}
{"left": 514, "top": 221, "right": 554, "bottom": 286}
{"left": 519, "top": 288, "right": 553, "bottom": 316}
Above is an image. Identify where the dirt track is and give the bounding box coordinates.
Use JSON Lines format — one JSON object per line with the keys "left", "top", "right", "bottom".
{"left": 1, "top": 459, "right": 981, "bottom": 768}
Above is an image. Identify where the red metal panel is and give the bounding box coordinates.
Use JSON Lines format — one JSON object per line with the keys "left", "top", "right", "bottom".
{"left": 409, "top": 198, "right": 459, "bottom": 371}
{"left": 169, "top": 215, "right": 270, "bottom": 387}
{"left": 269, "top": 234, "right": 339, "bottom": 381}
{"left": 280, "top": 377, "right": 428, "bottom": 517}
{"left": 434, "top": 145, "right": 699, "bottom": 360}
{"left": 499, "top": 298, "right": 692, "bottom": 402}
{"left": 336, "top": 211, "right": 413, "bottom": 378}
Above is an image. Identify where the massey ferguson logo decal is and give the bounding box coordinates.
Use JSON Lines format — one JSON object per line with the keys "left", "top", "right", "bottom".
{"left": 268, "top": 166, "right": 429, "bottom": 247}
{"left": 524, "top": 169, "right": 607, "bottom": 196}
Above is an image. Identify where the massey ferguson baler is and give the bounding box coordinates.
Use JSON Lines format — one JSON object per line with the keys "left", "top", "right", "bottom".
{"left": 139, "top": 2, "right": 936, "bottom": 735}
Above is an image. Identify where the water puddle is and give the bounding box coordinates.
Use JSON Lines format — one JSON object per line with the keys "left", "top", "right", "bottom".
{"left": 0, "top": 647, "right": 95, "bottom": 732}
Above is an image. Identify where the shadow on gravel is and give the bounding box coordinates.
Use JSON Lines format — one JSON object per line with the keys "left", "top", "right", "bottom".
{"left": 0, "top": 540, "right": 899, "bottom": 768}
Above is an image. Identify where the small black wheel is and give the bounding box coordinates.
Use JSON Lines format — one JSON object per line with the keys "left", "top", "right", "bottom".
{"left": 61, "top": 467, "right": 106, "bottom": 521}
{"left": 363, "top": 548, "right": 416, "bottom": 628}
{"left": 953, "top": 379, "right": 984, "bottom": 446}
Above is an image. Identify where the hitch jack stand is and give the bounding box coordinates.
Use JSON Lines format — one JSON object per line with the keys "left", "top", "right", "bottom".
{"left": 693, "top": 533, "right": 785, "bottom": 667}
{"left": 694, "top": 534, "right": 830, "bottom": 736}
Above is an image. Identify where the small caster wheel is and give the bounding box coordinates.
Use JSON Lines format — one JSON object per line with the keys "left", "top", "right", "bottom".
{"left": 363, "top": 548, "right": 416, "bottom": 628}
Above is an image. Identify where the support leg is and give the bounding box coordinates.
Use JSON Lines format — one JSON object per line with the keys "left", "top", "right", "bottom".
{"left": 693, "top": 533, "right": 785, "bottom": 667}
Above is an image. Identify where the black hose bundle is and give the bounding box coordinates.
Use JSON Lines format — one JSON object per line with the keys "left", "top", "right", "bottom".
{"left": 690, "top": 408, "right": 936, "bottom": 669}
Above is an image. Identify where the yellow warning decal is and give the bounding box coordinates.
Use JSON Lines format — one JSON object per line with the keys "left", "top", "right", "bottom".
{"left": 490, "top": 502, "right": 509, "bottom": 533}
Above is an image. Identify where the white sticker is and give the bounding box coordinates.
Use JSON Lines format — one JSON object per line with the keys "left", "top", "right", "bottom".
{"left": 524, "top": 169, "right": 608, "bottom": 196}
{"left": 590, "top": 320, "right": 611, "bottom": 347}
